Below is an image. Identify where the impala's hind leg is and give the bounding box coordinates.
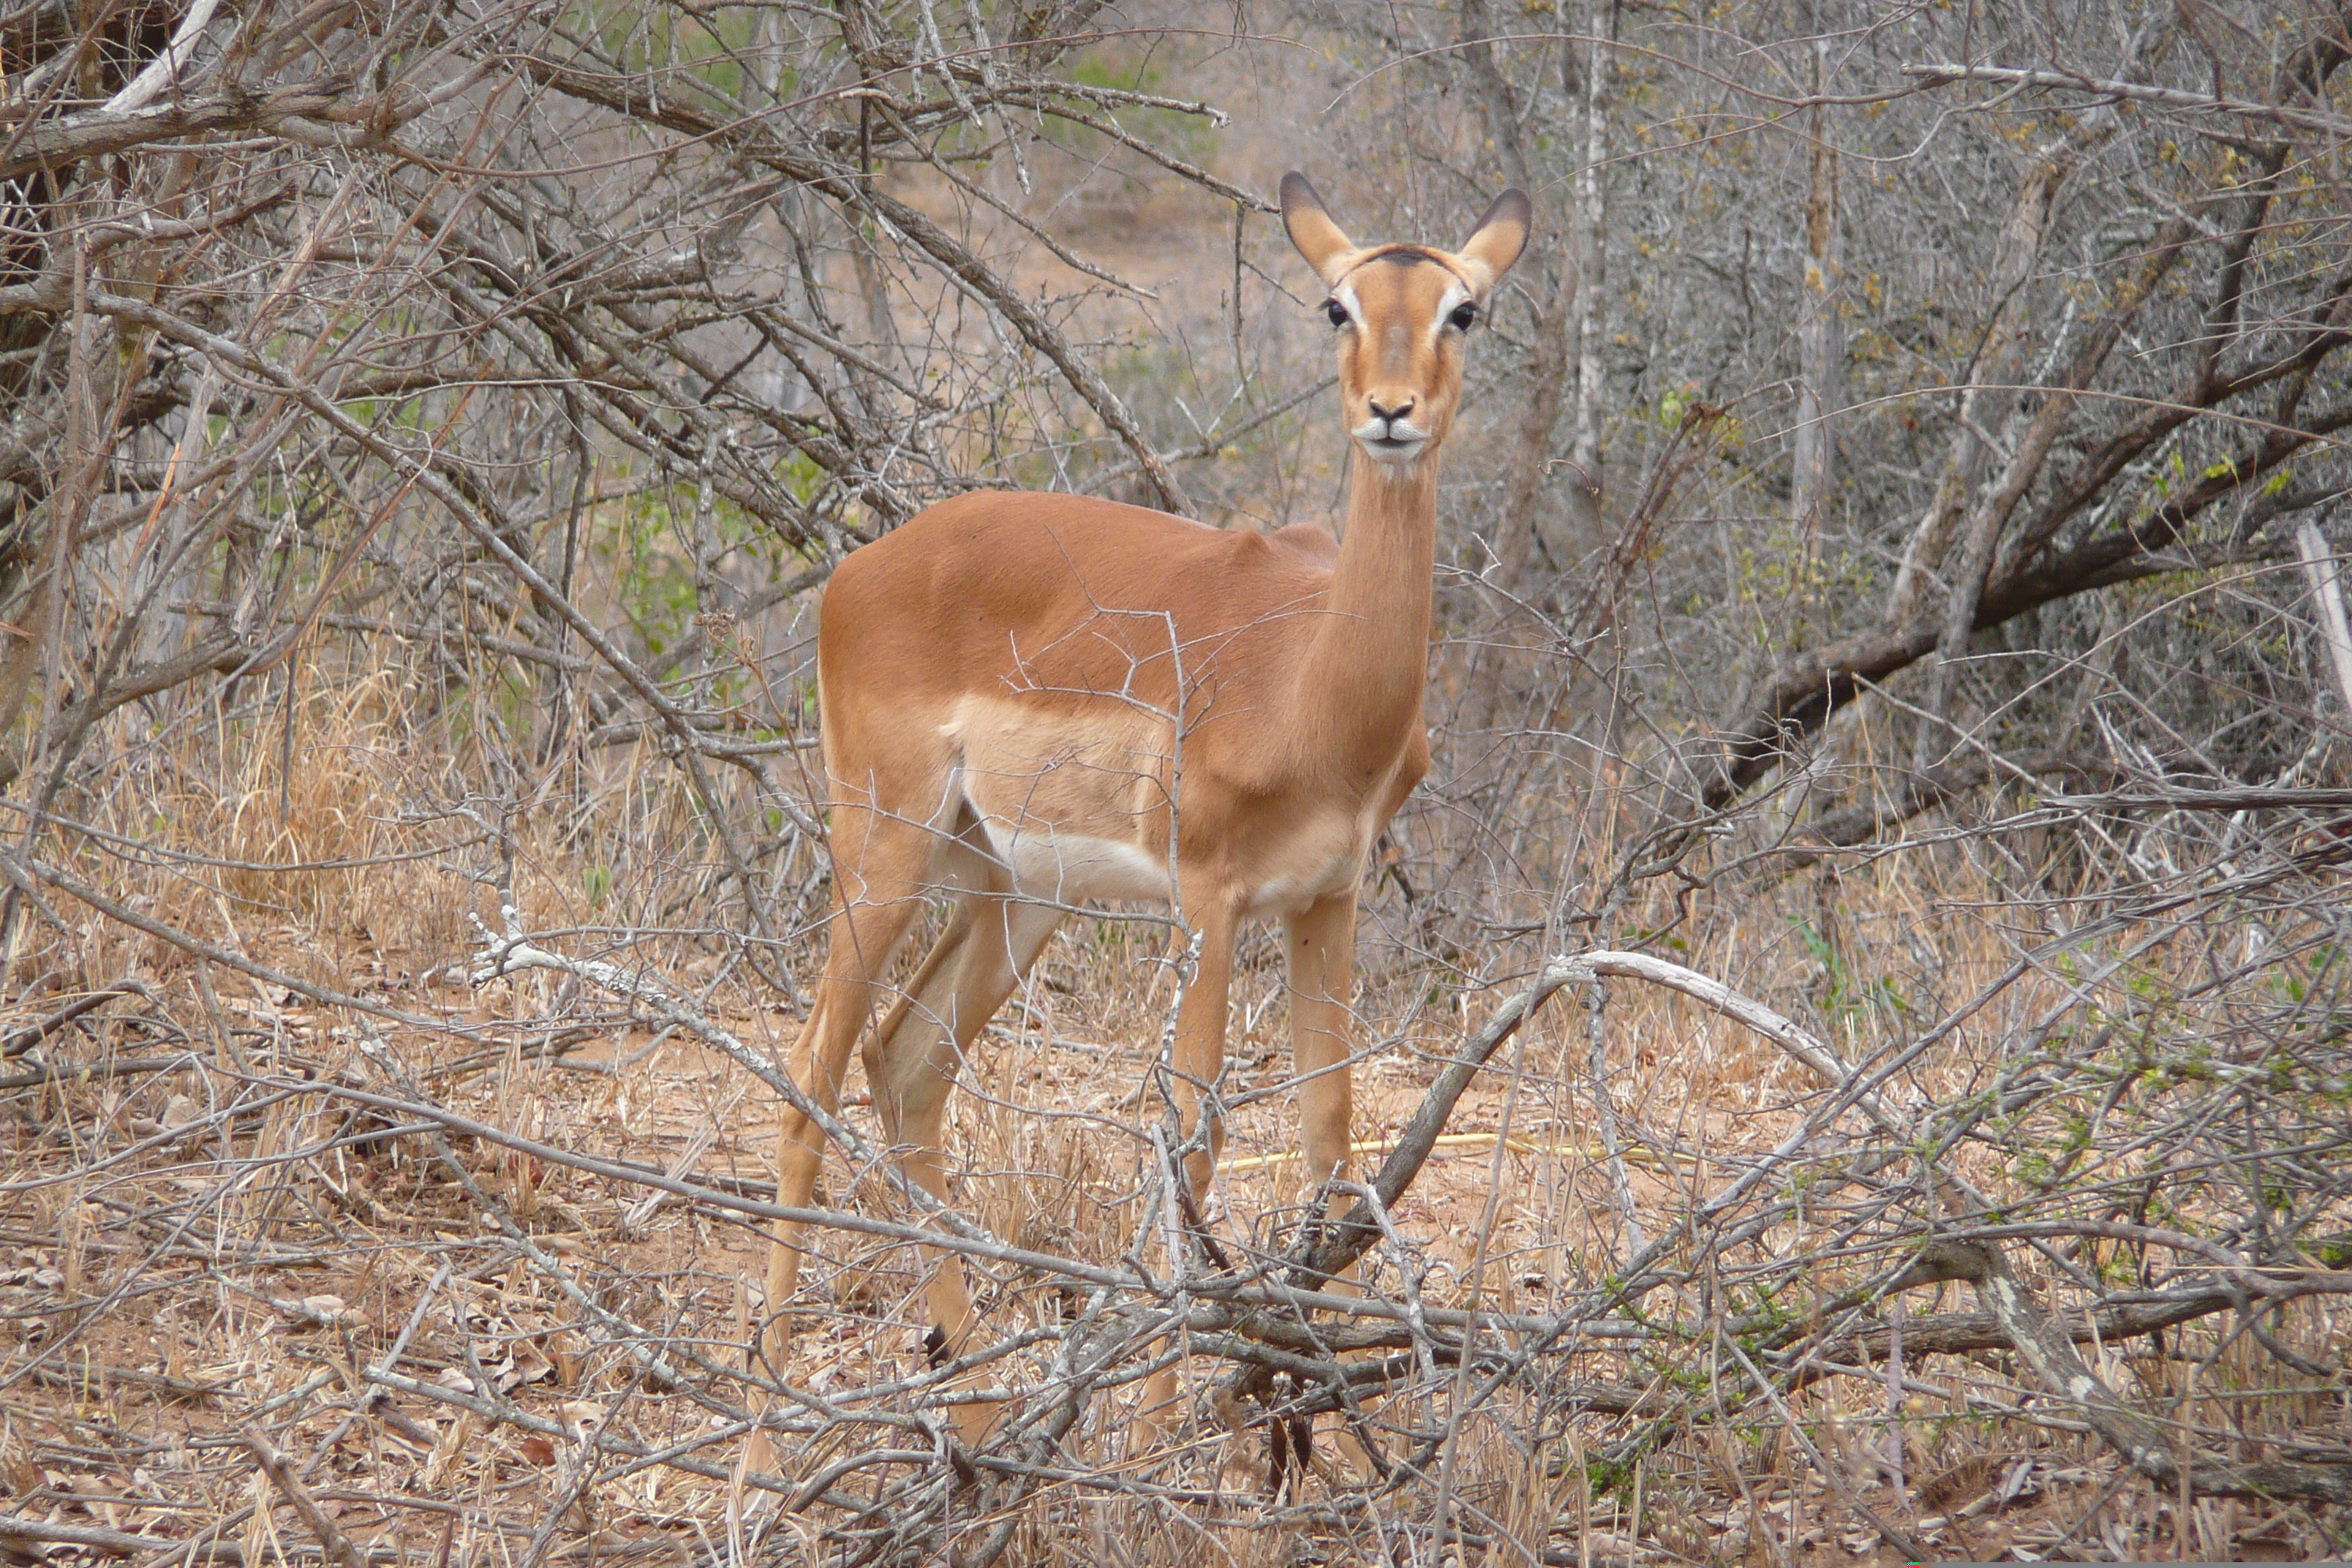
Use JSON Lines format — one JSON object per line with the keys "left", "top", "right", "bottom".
{"left": 866, "top": 858, "right": 1064, "bottom": 1444}
{"left": 759, "top": 803, "right": 935, "bottom": 1391}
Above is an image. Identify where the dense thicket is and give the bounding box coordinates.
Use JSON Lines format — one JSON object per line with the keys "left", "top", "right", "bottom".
{"left": 0, "top": 0, "right": 2345, "bottom": 1559}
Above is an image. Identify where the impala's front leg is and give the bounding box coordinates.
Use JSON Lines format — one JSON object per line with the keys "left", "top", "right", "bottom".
{"left": 1134, "top": 892, "right": 1240, "bottom": 1447}
{"left": 1286, "top": 892, "right": 1358, "bottom": 1209}
{"left": 1289, "top": 889, "right": 1390, "bottom": 1479}
{"left": 1169, "top": 896, "right": 1240, "bottom": 1206}
{"left": 1161, "top": 889, "right": 1242, "bottom": 1222}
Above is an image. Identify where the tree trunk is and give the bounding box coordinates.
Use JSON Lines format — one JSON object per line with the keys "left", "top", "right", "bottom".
{"left": 1881, "top": 159, "right": 2058, "bottom": 627}
{"left": 1456, "top": 0, "right": 1580, "bottom": 740}
{"left": 1569, "top": 0, "right": 1610, "bottom": 503}
{"left": 1789, "top": 66, "right": 1841, "bottom": 581}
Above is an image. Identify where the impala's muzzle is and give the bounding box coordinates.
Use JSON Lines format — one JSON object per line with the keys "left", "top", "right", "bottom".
{"left": 1355, "top": 395, "right": 1428, "bottom": 463}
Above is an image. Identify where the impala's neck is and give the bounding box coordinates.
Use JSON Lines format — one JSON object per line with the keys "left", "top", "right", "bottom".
{"left": 1300, "top": 455, "right": 1439, "bottom": 758}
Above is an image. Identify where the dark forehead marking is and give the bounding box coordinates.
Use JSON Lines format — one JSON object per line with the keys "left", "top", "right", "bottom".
{"left": 1342, "top": 244, "right": 1469, "bottom": 286}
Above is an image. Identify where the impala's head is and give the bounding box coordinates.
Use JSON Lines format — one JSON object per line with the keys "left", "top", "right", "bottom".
{"left": 1281, "top": 172, "right": 1530, "bottom": 469}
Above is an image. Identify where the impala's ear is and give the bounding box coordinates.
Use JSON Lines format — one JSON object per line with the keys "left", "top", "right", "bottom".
{"left": 1281, "top": 173, "right": 1358, "bottom": 287}
{"left": 1455, "top": 187, "right": 1531, "bottom": 295}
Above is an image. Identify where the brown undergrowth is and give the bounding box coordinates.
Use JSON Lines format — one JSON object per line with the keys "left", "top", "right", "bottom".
{"left": 2, "top": 0, "right": 2348, "bottom": 1556}
{"left": 0, "top": 678, "right": 2341, "bottom": 1567}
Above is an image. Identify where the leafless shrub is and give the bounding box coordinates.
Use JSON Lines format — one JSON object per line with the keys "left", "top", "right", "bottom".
{"left": 0, "top": 0, "right": 2345, "bottom": 1561}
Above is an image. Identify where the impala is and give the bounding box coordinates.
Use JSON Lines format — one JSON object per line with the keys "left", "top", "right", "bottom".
{"left": 761, "top": 173, "right": 1529, "bottom": 1441}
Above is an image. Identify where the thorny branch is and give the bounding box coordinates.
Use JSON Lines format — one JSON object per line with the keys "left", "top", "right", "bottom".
{"left": 0, "top": 0, "right": 2346, "bottom": 1559}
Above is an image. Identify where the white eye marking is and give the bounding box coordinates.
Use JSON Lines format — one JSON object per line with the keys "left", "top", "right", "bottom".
{"left": 1333, "top": 281, "right": 1364, "bottom": 328}
{"left": 1434, "top": 282, "right": 1470, "bottom": 339}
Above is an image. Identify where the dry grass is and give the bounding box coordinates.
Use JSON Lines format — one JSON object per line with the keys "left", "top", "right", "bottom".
{"left": 4, "top": 0, "right": 2346, "bottom": 1556}
{"left": 0, "top": 667, "right": 2342, "bottom": 1568}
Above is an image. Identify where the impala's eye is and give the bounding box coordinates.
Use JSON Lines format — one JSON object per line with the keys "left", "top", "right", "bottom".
{"left": 1324, "top": 299, "right": 1349, "bottom": 328}
{"left": 1449, "top": 302, "right": 1479, "bottom": 332}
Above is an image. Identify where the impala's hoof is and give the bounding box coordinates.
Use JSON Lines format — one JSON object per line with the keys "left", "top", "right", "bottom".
{"left": 1267, "top": 1410, "right": 1315, "bottom": 1499}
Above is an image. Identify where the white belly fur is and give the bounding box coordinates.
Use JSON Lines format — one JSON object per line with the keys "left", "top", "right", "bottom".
{"left": 943, "top": 693, "right": 1376, "bottom": 916}
{"left": 980, "top": 818, "right": 1174, "bottom": 905}
{"left": 972, "top": 810, "right": 1366, "bottom": 918}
